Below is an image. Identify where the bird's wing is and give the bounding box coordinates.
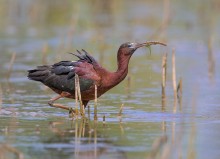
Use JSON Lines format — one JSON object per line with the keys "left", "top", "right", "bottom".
{"left": 68, "top": 49, "right": 100, "bottom": 67}
{"left": 28, "top": 50, "right": 101, "bottom": 93}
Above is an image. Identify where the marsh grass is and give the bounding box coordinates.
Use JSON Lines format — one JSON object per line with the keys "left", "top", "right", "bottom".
{"left": 102, "top": 115, "right": 106, "bottom": 126}
{"left": 75, "top": 74, "right": 85, "bottom": 116}
{"left": 161, "top": 53, "right": 167, "bottom": 111}
{"left": 172, "top": 49, "right": 177, "bottom": 100}
{"left": 74, "top": 74, "right": 79, "bottom": 117}
{"left": 208, "top": 35, "right": 215, "bottom": 82}
{"left": 177, "top": 78, "right": 183, "bottom": 110}
{"left": 172, "top": 49, "right": 177, "bottom": 113}
{"left": 94, "top": 85, "right": 98, "bottom": 121}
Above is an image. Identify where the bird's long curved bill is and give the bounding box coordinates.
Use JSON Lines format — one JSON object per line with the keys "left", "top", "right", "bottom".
{"left": 136, "top": 41, "right": 167, "bottom": 48}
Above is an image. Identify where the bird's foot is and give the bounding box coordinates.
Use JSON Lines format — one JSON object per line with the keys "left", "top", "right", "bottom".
{"left": 48, "top": 100, "right": 81, "bottom": 118}
{"left": 48, "top": 100, "right": 54, "bottom": 106}
{"left": 69, "top": 108, "right": 76, "bottom": 118}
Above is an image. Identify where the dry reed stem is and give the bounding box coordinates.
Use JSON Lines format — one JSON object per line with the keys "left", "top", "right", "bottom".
{"left": 75, "top": 74, "right": 79, "bottom": 116}
{"left": 7, "top": 52, "right": 16, "bottom": 81}
{"left": 119, "top": 122, "right": 125, "bottom": 135}
{"left": 87, "top": 105, "right": 91, "bottom": 120}
{"left": 118, "top": 103, "right": 124, "bottom": 116}
{"left": 103, "top": 115, "right": 106, "bottom": 126}
{"left": 118, "top": 103, "right": 124, "bottom": 123}
{"left": 42, "top": 42, "right": 48, "bottom": 65}
{"left": 161, "top": 53, "right": 167, "bottom": 111}
{"left": 75, "top": 74, "right": 84, "bottom": 116}
{"left": 162, "top": 121, "right": 166, "bottom": 133}
{"left": 172, "top": 49, "right": 177, "bottom": 99}
{"left": 208, "top": 35, "right": 215, "bottom": 81}
{"left": 177, "top": 77, "right": 182, "bottom": 98}
{"left": 3, "top": 144, "right": 24, "bottom": 159}
{"left": 162, "top": 53, "right": 167, "bottom": 89}
{"left": 94, "top": 85, "right": 98, "bottom": 121}
{"left": 177, "top": 78, "right": 183, "bottom": 111}
{"left": 172, "top": 49, "right": 177, "bottom": 113}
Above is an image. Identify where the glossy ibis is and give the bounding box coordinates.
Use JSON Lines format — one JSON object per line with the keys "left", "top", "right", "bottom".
{"left": 28, "top": 41, "right": 166, "bottom": 112}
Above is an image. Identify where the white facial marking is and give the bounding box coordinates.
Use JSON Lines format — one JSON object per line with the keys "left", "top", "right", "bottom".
{"left": 128, "top": 43, "right": 135, "bottom": 48}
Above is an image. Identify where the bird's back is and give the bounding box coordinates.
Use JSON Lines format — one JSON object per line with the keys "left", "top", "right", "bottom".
{"left": 28, "top": 50, "right": 100, "bottom": 95}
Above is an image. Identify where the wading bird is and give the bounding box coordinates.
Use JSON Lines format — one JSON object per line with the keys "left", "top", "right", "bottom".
{"left": 28, "top": 41, "right": 166, "bottom": 113}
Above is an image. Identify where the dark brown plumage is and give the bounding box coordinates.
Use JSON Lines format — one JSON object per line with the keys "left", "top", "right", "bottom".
{"left": 28, "top": 41, "right": 166, "bottom": 112}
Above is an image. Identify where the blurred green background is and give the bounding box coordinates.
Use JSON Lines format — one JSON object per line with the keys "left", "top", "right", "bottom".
{"left": 0, "top": 0, "right": 220, "bottom": 159}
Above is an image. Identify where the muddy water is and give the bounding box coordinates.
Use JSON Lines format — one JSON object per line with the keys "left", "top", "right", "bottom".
{"left": 0, "top": 0, "right": 220, "bottom": 159}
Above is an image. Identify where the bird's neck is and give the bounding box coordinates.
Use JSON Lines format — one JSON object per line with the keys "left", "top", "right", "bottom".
{"left": 107, "top": 51, "right": 131, "bottom": 87}
{"left": 115, "top": 53, "right": 131, "bottom": 79}
{"left": 99, "top": 50, "right": 131, "bottom": 90}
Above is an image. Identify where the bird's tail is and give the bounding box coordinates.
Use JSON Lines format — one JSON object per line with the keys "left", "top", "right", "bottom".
{"left": 27, "top": 66, "right": 50, "bottom": 82}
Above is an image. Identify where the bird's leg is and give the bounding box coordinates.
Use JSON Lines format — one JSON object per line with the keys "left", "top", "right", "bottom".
{"left": 48, "top": 92, "right": 75, "bottom": 114}
{"left": 82, "top": 100, "right": 89, "bottom": 108}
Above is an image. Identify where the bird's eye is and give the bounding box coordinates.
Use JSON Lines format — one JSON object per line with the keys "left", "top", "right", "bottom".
{"left": 127, "top": 43, "right": 133, "bottom": 48}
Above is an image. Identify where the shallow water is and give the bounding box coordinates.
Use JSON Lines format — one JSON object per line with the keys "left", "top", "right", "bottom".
{"left": 0, "top": 0, "right": 220, "bottom": 159}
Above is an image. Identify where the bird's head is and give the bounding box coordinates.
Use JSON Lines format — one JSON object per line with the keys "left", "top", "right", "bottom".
{"left": 118, "top": 41, "right": 166, "bottom": 57}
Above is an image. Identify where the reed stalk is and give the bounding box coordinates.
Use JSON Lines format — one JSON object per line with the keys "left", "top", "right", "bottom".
{"left": 87, "top": 105, "right": 91, "bottom": 120}
{"left": 172, "top": 49, "right": 177, "bottom": 113}
{"left": 162, "top": 53, "right": 167, "bottom": 90}
{"left": 118, "top": 103, "right": 124, "bottom": 116}
{"left": 94, "top": 85, "right": 98, "bottom": 121}
{"left": 103, "top": 115, "right": 106, "bottom": 126}
{"left": 172, "top": 49, "right": 177, "bottom": 99}
{"left": 74, "top": 74, "right": 79, "bottom": 116}
{"left": 208, "top": 35, "right": 215, "bottom": 81}
{"left": 75, "top": 74, "right": 84, "bottom": 116}
{"left": 118, "top": 103, "right": 124, "bottom": 123}
{"left": 177, "top": 78, "right": 182, "bottom": 98}
{"left": 177, "top": 78, "right": 183, "bottom": 111}
{"left": 161, "top": 53, "right": 167, "bottom": 111}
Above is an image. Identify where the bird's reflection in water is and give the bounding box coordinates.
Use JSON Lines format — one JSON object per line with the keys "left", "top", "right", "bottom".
{"left": 47, "top": 118, "right": 127, "bottom": 159}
